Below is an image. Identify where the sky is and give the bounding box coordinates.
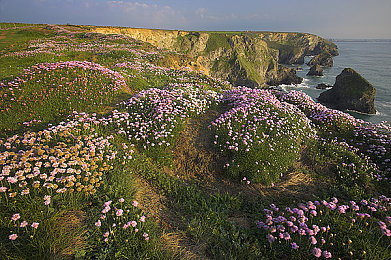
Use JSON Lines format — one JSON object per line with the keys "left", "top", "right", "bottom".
{"left": 1, "top": 0, "right": 391, "bottom": 39}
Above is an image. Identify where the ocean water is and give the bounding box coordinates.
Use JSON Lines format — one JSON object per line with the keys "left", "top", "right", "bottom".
{"left": 280, "top": 40, "right": 391, "bottom": 124}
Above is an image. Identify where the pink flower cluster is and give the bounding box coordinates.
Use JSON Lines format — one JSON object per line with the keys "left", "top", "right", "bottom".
{"left": 256, "top": 195, "right": 391, "bottom": 258}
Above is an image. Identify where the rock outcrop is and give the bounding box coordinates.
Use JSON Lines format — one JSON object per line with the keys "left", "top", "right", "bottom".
{"left": 307, "top": 64, "right": 324, "bottom": 76}
{"left": 316, "top": 83, "right": 332, "bottom": 89}
{"left": 257, "top": 32, "right": 338, "bottom": 65}
{"left": 307, "top": 51, "right": 334, "bottom": 67}
{"left": 94, "top": 27, "right": 338, "bottom": 88}
{"left": 318, "top": 68, "right": 376, "bottom": 114}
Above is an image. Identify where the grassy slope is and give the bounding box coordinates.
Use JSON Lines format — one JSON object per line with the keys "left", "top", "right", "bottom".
{"left": 0, "top": 23, "right": 390, "bottom": 259}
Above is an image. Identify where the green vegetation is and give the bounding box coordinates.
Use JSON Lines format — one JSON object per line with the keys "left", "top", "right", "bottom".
{"left": 204, "top": 33, "right": 232, "bottom": 54}
{"left": 0, "top": 23, "right": 390, "bottom": 259}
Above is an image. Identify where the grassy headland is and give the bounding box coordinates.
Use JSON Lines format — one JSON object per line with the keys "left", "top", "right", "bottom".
{"left": 0, "top": 23, "right": 390, "bottom": 259}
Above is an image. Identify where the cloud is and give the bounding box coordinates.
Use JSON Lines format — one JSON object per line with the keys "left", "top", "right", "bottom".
{"left": 108, "top": 1, "right": 149, "bottom": 11}
{"left": 103, "top": 1, "right": 186, "bottom": 28}
{"left": 195, "top": 8, "right": 207, "bottom": 19}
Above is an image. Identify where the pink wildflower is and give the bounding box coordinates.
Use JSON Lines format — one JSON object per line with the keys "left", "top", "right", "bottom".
{"left": 11, "top": 213, "right": 21, "bottom": 221}
{"left": 291, "top": 242, "right": 299, "bottom": 250}
{"left": 266, "top": 234, "right": 275, "bottom": 243}
{"left": 31, "top": 222, "right": 39, "bottom": 229}
{"left": 132, "top": 200, "right": 138, "bottom": 207}
{"left": 309, "top": 236, "right": 317, "bottom": 245}
{"left": 312, "top": 247, "right": 322, "bottom": 258}
{"left": 323, "top": 251, "right": 332, "bottom": 258}
{"left": 116, "top": 209, "right": 123, "bottom": 217}
{"left": 95, "top": 220, "right": 101, "bottom": 227}
{"left": 9, "top": 234, "right": 18, "bottom": 240}
{"left": 103, "top": 201, "right": 112, "bottom": 207}
{"left": 20, "top": 221, "right": 28, "bottom": 227}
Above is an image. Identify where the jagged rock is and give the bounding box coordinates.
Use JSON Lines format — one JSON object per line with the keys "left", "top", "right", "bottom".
{"left": 307, "top": 64, "right": 324, "bottom": 76}
{"left": 318, "top": 68, "right": 376, "bottom": 114}
{"left": 307, "top": 51, "right": 333, "bottom": 67}
{"left": 316, "top": 83, "right": 332, "bottom": 89}
{"left": 267, "top": 67, "right": 303, "bottom": 86}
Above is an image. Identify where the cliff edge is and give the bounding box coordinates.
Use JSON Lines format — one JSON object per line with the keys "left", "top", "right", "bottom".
{"left": 94, "top": 27, "right": 338, "bottom": 88}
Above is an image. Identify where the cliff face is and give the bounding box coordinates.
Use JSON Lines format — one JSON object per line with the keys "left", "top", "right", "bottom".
{"left": 257, "top": 32, "right": 338, "bottom": 64}
{"left": 94, "top": 27, "right": 337, "bottom": 88}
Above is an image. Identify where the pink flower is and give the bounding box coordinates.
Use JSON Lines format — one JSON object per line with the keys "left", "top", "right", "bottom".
{"left": 20, "top": 221, "right": 28, "bottom": 227}
{"left": 283, "top": 232, "right": 291, "bottom": 240}
{"left": 132, "top": 200, "right": 138, "bottom": 207}
{"left": 104, "top": 232, "right": 109, "bottom": 237}
{"left": 9, "top": 234, "right": 18, "bottom": 240}
{"left": 312, "top": 247, "right": 322, "bottom": 258}
{"left": 291, "top": 242, "right": 299, "bottom": 250}
{"left": 130, "top": 221, "right": 137, "bottom": 227}
{"left": 119, "top": 198, "right": 125, "bottom": 203}
{"left": 323, "top": 251, "right": 332, "bottom": 258}
{"left": 116, "top": 209, "right": 123, "bottom": 217}
{"left": 31, "top": 222, "right": 39, "bottom": 229}
{"left": 266, "top": 234, "right": 275, "bottom": 243}
{"left": 11, "top": 213, "right": 21, "bottom": 221}
{"left": 309, "top": 236, "right": 317, "bottom": 245}
{"left": 101, "top": 206, "right": 110, "bottom": 214}
{"left": 95, "top": 220, "right": 101, "bottom": 227}
{"left": 0, "top": 187, "right": 7, "bottom": 192}
{"left": 7, "top": 177, "right": 18, "bottom": 184}
{"left": 140, "top": 216, "right": 146, "bottom": 222}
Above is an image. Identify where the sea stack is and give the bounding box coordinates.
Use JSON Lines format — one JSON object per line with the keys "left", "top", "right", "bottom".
{"left": 307, "top": 64, "right": 324, "bottom": 76}
{"left": 307, "top": 51, "right": 333, "bottom": 67}
{"left": 318, "top": 68, "right": 376, "bottom": 114}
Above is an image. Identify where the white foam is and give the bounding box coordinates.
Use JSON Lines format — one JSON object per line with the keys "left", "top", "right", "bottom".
{"left": 278, "top": 82, "right": 311, "bottom": 92}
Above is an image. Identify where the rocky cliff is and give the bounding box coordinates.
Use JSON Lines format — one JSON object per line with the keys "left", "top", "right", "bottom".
{"left": 94, "top": 27, "right": 338, "bottom": 88}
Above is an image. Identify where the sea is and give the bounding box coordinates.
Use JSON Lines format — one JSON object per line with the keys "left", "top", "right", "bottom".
{"left": 279, "top": 40, "right": 391, "bottom": 124}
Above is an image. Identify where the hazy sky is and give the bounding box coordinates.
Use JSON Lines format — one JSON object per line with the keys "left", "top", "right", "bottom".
{"left": 1, "top": 0, "right": 390, "bottom": 39}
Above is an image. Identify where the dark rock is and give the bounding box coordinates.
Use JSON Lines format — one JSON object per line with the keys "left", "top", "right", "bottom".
{"left": 307, "top": 64, "right": 324, "bottom": 76}
{"left": 316, "top": 83, "right": 332, "bottom": 89}
{"left": 318, "top": 68, "right": 376, "bottom": 114}
{"left": 267, "top": 66, "right": 303, "bottom": 86}
{"left": 307, "top": 51, "right": 333, "bottom": 67}
{"left": 312, "top": 42, "right": 339, "bottom": 56}
{"left": 278, "top": 51, "right": 305, "bottom": 65}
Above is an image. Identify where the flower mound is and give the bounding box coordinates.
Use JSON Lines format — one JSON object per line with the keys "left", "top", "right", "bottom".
{"left": 209, "top": 87, "right": 315, "bottom": 184}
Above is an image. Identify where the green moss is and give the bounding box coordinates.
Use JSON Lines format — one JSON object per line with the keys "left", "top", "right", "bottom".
{"left": 204, "top": 33, "right": 232, "bottom": 54}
